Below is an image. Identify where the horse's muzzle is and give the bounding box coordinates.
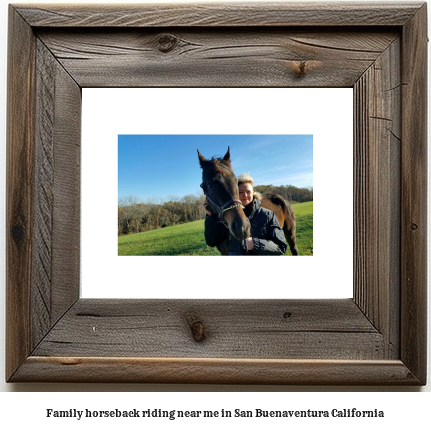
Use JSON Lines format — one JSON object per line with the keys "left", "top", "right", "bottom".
{"left": 231, "top": 216, "right": 251, "bottom": 241}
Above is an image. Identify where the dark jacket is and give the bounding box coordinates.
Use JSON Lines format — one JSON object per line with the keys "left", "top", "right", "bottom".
{"left": 204, "top": 198, "right": 287, "bottom": 255}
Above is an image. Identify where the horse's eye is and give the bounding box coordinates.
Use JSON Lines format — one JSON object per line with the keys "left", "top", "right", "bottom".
{"left": 207, "top": 183, "right": 213, "bottom": 189}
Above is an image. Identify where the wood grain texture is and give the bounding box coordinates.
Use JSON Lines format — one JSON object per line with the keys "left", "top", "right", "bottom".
{"left": 7, "top": 7, "right": 82, "bottom": 381}
{"left": 11, "top": 357, "right": 420, "bottom": 385}
{"left": 15, "top": 2, "right": 424, "bottom": 27}
{"left": 50, "top": 52, "right": 81, "bottom": 324}
{"left": 353, "top": 38, "right": 401, "bottom": 358}
{"left": 37, "top": 29, "right": 398, "bottom": 88}
{"left": 6, "top": 7, "right": 36, "bottom": 381}
{"left": 400, "top": 3, "right": 428, "bottom": 385}
{"left": 6, "top": 2, "right": 427, "bottom": 385}
{"left": 32, "top": 299, "right": 383, "bottom": 360}
{"left": 32, "top": 39, "right": 56, "bottom": 347}
{"left": 31, "top": 39, "right": 81, "bottom": 349}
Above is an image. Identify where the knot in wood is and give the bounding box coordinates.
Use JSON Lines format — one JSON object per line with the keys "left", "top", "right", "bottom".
{"left": 411, "top": 223, "right": 419, "bottom": 231}
{"left": 186, "top": 314, "right": 206, "bottom": 342}
{"left": 11, "top": 222, "right": 26, "bottom": 246}
{"left": 291, "top": 61, "right": 308, "bottom": 79}
{"left": 157, "top": 34, "right": 178, "bottom": 53}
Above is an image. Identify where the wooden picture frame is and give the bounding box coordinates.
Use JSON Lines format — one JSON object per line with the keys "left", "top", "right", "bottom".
{"left": 6, "top": 2, "right": 427, "bottom": 385}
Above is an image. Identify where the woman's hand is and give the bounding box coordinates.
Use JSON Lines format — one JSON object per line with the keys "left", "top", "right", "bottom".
{"left": 203, "top": 201, "right": 212, "bottom": 216}
{"left": 246, "top": 237, "right": 254, "bottom": 250}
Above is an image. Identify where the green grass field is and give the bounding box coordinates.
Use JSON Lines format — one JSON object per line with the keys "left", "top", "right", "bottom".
{"left": 118, "top": 201, "right": 313, "bottom": 256}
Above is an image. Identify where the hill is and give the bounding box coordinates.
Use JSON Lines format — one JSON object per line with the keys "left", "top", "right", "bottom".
{"left": 118, "top": 201, "right": 313, "bottom": 256}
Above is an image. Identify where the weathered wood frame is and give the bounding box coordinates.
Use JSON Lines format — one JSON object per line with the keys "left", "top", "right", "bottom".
{"left": 6, "top": 2, "right": 427, "bottom": 384}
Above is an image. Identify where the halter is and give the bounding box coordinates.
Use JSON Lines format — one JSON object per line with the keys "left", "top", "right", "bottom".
{"left": 200, "top": 182, "right": 244, "bottom": 227}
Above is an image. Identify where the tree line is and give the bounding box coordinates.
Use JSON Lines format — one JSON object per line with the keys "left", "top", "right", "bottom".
{"left": 118, "top": 194, "right": 206, "bottom": 235}
{"left": 254, "top": 184, "right": 313, "bottom": 205}
{"left": 118, "top": 184, "right": 312, "bottom": 235}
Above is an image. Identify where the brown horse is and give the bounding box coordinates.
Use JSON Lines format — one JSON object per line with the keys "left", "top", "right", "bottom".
{"left": 259, "top": 192, "right": 299, "bottom": 255}
{"left": 198, "top": 147, "right": 251, "bottom": 243}
{"left": 198, "top": 147, "right": 299, "bottom": 256}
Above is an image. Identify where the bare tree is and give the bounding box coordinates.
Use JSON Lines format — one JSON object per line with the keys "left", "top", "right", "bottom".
{"left": 118, "top": 196, "right": 144, "bottom": 233}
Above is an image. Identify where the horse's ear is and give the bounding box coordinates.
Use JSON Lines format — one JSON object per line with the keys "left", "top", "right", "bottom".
{"left": 197, "top": 149, "right": 207, "bottom": 166}
{"left": 223, "top": 146, "right": 231, "bottom": 162}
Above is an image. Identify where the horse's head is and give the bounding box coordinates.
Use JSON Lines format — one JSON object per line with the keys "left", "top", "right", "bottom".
{"left": 198, "top": 147, "right": 251, "bottom": 241}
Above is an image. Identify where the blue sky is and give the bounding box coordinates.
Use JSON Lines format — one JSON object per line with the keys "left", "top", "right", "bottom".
{"left": 118, "top": 135, "right": 313, "bottom": 202}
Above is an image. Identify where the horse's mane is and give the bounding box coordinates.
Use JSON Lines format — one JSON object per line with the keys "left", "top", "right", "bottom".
{"left": 208, "top": 157, "right": 233, "bottom": 175}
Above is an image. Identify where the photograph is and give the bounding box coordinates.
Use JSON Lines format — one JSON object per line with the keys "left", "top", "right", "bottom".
{"left": 117, "top": 135, "right": 313, "bottom": 257}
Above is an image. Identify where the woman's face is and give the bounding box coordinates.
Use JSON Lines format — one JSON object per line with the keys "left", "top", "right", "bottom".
{"left": 238, "top": 183, "right": 254, "bottom": 207}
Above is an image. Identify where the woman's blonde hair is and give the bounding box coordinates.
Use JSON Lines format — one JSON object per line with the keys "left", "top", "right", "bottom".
{"left": 237, "top": 173, "right": 261, "bottom": 199}
{"left": 237, "top": 172, "right": 254, "bottom": 186}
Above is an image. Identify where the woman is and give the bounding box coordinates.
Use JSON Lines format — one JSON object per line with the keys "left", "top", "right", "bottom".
{"left": 203, "top": 173, "right": 287, "bottom": 255}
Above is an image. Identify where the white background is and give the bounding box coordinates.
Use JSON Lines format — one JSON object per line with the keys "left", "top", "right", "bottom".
{"left": 81, "top": 87, "right": 353, "bottom": 299}
{"left": 0, "top": 0, "right": 429, "bottom": 420}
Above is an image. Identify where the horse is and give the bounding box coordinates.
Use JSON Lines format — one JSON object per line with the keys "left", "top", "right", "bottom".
{"left": 197, "top": 147, "right": 251, "bottom": 246}
{"left": 198, "top": 147, "right": 299, "bottom": 256}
